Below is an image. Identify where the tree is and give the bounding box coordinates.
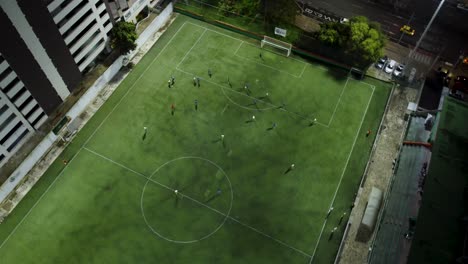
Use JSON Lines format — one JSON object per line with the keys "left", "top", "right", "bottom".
{"left": 236, "top": 0, "right": 260, "bottom": 17}
{"left": 110, "top": 21, "right": 137, "bottom": 55}
{"left": 347, "top": 16, "right": 385, "bottom": 64}
{"left": 218, "top": 0, "right": 237, "bottom": 15}
{"left": 262, "top": 0, "right": 298, "bottom": 24}
{"left": 218, "top": 0, "right": 260, "bottom": 17}
{"left": 317, "top": 16, "right": 385, "bottom": 67}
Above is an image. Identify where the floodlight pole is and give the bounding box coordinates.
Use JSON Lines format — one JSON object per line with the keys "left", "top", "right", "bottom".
{"left": 409, "top": 0, "right": 445, "bottom": 58}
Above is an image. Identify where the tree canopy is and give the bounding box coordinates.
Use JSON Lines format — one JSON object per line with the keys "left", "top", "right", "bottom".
{"left": 217, "top": 0, "right": 260, "bottom": 17}
{"left": 262, "top": 0, "right": 298, "bottom": 24}
{"left": 317, "top": 16, "right": 385, "bottom": 67}
{"left": 110, "top": 21, "right": 138, "bottom": 55}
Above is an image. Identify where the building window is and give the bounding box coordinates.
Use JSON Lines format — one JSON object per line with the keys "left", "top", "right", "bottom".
{"left": 0, "top": 113, "right": 16, "bottom": 133}
{"left": 62, "top": 9, "right": 93, "bottom": 39}
{"left": 67, "top": 20, "right": 97, "bottom": 49}
{"left": 1, "top": 121, "right": 21, "bottom": 145}
{"left": 6, "top": 127, "right": 29, "bottom": 152}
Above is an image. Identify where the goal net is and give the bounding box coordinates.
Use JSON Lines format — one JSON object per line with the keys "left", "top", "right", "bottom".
{"left": 349, "top": 67, "right": 365, "bottom": 80}
{"left": 260, "top": 36, "right": 292, "bottom": 57}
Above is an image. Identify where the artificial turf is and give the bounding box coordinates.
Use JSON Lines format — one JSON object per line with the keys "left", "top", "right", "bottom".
{"left": 0, "top": 15, "right": 391, "bottom": 263}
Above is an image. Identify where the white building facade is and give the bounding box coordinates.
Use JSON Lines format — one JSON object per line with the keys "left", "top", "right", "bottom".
{"left": 0, "top": 0, "right": 115, "bottom": 168}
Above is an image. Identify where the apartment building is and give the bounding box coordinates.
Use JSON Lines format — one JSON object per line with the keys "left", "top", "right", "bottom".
{"left": 0, "top": 0, "right": 114, "bottom": 167}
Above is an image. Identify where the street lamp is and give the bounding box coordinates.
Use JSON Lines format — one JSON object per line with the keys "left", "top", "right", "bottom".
{"left": 409, "top": 0, "right": 445, "bottom": 58}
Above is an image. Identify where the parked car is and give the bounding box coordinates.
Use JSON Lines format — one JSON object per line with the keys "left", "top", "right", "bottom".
{"left": 400, "top": 25, "right": 415, "bottom": 36}
{"left": 453, "top": 75, "right": 468, "bottom": 92}
{"left": 375, "top": 56, "right": 388, "bottom": 69}
{"left": 393, "top": 64, "right": 405, "bottom": 77}
{"left": 340, "top": 17, "right": 349, "bottom": 24}
{"left": 384, "top": 60, "right": 397, "bottom": 74}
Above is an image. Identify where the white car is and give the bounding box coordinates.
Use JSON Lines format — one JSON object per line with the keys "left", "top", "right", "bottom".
{"left": 384, "top": 60, "right": 396, "bottom": 74}
{"left": 393, "top": 64, "right": 405, "bottom": 77}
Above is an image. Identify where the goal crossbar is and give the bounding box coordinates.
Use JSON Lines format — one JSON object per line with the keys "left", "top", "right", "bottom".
{"left": 261, "top": 36, "right": 292, "bottom": 56}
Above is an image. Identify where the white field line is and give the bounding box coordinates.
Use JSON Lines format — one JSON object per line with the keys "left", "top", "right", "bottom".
{"left": 83, "top": 147, "right": 311, "bottom": 258}
{"left": 233, "top": 53, "right": 303, "bottom": 78}
{"left": 299, "top": 63, "right": 308, "bottom": 78}
{"left": 175, "top": 67, "right": 328, "bottom": 127}
{"left": 175, "top": 28, "right": 207, "bottom": 69}
{"left": 309, "top": 85, "right": 375, "bottom": 264}
{"left": 327, "top": 78, "right": 350, "bottom": 127}
{"left": 221, "top": 104, "right": 229, "bottom": 114}
{"left": 233, "top": 41, "right": 244, "bottom": 55}
{"left": 83, "top": 21, "right": 190, "bottom": 147}
{"left": 186, "top": 22, "right": 311, "bottom": 70}
{"left": 0, "top": 148, "right": 83, "bottom": 250}
{"left": 0, "top": 21, "right": 191, "bottom": 250}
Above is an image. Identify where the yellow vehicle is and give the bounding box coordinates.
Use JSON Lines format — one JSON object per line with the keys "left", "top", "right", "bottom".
{"left": 400, "top": 25, "right": 415, "bottom": 36}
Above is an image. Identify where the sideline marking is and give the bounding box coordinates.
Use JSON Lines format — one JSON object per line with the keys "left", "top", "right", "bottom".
{"left": 309, "top": 85, "right": 375, "bottom": 263}
{"left": 175, "top": 28, "right": 207, "bottom": 69}
{"left": 0, "top": 21, "right": 191, "bottom": 250}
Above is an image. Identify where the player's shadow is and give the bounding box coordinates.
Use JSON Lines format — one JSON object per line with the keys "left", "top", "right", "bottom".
{"left": 211, "top": 138, "right": 226, "bottom": 148}
{"left": 142, "top": 132, "right": 147, "bottom": 140}
{"left": 205, "top": 194, "right": 220, "bottom": 203}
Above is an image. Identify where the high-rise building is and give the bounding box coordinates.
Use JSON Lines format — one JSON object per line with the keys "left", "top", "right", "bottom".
{"left": 0, "top": 0, "right": 114, "bottom": 167}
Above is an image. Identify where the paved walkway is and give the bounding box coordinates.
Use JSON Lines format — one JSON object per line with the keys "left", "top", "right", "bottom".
{"left": 338, "top": 85, "right": 418, "bottom": 264}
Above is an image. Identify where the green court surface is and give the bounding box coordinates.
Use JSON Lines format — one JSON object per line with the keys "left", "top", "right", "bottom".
{"left": 0, "top": 16, "right": 391, "bottom": 263}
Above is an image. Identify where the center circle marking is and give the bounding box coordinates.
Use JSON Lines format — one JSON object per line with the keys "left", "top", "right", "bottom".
{"left": 140, "top": 156, "right": 233, "bottom": 243}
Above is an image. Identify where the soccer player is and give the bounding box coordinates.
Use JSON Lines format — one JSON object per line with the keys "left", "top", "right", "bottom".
{"left": 272, "top": 122, "right": 277, "bottom": 129}
{"left": 168, "top": 79, "right": 171, "bottom": 88}
{"left": 366, "top": 130, "right": 371, "bottom": 137}
{"left": 259, "top": 53, "right": 263, "bottom": 60}
{"left": 174, "top": 189, "right": 178, "bottom": 195}
{"left": 171, "top": 104, "right": 175, "bottom": 115}
{"left": 326, "top": 207, "right": 334, "bottom": 218}
{"left": 193, "top": 77, "right": 197, "bottom": 86}
{"left": 208, "top": 69, "right": 212, "bottom": 78}
{"left": 194, "top": 99, "right": 198, "bottom": 110}
{"left": 171, "top": 76, "right": 175, "bottom": 85}
{"left": 252, "top": 115, "right": 256, "bottom": 121}
{"left": 142, "top": 127, "right": 147, "bottom": 141}
{"left": 197, "top": 77, "right": 200, "bottom": 87}
{"left": 216, "top": 188, "right": 222, "bottom": 195}
{"left": 284, "top": 163, "right": 295, "bottom": 174}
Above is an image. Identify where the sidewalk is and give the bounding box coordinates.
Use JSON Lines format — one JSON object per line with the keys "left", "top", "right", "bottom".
{"left": 338, "top": 84, "right": 418, "bottom": 264}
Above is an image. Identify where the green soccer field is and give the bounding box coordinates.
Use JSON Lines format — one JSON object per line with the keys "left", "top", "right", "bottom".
{"left": 0, "top": 16, "right": 392, "bottom": 263}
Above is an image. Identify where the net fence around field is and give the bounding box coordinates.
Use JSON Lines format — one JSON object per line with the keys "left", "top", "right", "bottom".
{"left": 176, "top": 0, "right": 266, "bottom": 34}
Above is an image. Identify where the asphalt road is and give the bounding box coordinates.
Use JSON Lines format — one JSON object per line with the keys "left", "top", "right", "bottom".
{"left": 301, "top": 0, "right": 468, "bottom": 62}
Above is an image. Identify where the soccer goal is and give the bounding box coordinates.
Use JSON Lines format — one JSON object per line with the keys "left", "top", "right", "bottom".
{"left": 260, "top": 36, "right": 292, "bottom": 57}
{"left": 349, "top": 67, "right": 365, "bottom": 80}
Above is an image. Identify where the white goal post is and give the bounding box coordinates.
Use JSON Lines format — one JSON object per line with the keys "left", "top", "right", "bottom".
{"left": 260, "top": 36, "right": 292, "bottom": 57}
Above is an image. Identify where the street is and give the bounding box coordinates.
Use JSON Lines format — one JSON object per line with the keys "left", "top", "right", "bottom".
{"left": 299, "top": 0, "right": 468, "bottom": 63}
